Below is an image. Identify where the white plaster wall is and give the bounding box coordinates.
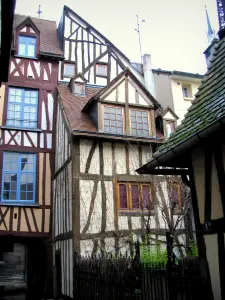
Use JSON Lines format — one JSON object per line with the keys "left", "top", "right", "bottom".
{"left": 129, "top": 144, "right": 139, "bottom": 175}
{"left": 80, "top": 139, "right": 100, "bottom": 174}
{"left": 171, "top": 79, "right": 201, "bottom": 125}
{"left": 105, "top": 181, "right": 115, "bottom": 231}
{"left": 142, "top": 145, "right": 152, "bottom": 165}
{"left": 114, "top": 143, "right": 126, "bottom": 174}
{"left": 80, "top": 180, "right": 102, "bottom": 234}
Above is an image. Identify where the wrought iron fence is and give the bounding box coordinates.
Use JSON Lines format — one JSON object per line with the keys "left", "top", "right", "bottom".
{"left": 73, "top": 243, "right": 211, "bottom": 300}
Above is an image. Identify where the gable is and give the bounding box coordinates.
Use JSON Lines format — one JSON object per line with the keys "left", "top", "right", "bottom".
{"left": 100, "top": 73, "right": 154, "bottom": 107}
{"left": 163, "top": 111, "right": 176, "bottom": 121}
{"left": 59, "top": 6, "right": 143, "bottom": 85}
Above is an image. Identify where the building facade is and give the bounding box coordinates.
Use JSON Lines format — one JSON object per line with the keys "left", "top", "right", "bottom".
{"left": 0, "top": 15, "right": 63, "bottom": 298}
{"left": 53, "top": 6, "right": 190, "bottom": 299}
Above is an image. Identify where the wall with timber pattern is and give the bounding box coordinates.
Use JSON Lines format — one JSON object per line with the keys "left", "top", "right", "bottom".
{"left": 191, "top": 144, "right": 225, "bottom": 300}
{"left": 74, "top": 138, "right": 186, "bottom": 256}
{"left": 53, "top": 103, "right": 73, "bottom": 299}
{"left": 0, "top": 56, "right": 59, "bottom": 237}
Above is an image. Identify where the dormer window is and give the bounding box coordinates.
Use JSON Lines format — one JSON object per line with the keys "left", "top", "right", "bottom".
{"left": 103, "top": 105, "right": 123, "bottom": 134}
{"left": 18, "top": 35, "right": 36, "bottom": 58}
{"left": 64, "top": 62, "right": 75, "bottom": 78}
{"left": 166, "top": 121, "right": 175, "bottom": 137}
{"left": 75, "top": 83, "right": 85, "bottom": 95}
{"left": 130, "top": 109, "right": 149, "bottom": 137}
{"left": 96, "top": 64, "right": 107, "bottom": 76}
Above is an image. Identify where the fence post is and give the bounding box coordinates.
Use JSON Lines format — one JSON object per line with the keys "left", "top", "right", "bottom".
{"left": 166, "top": 232, "right": 177, "bottom": 300}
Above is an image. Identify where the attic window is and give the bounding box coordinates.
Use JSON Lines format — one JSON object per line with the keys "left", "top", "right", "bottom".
{"left": 75, "top": 83, "right": 85, "bottom": 95}
{"left": 96, "top": 64, "right": 107, "bottom": 76}
{"left": 166, "top": 121, "right": 175, "bottom": 137}
{"left": 64, "top": 63, "right": 75, "bottom": 78}
{"left": 182, "top": 84, "right": 192, "bottom": 98}
{"left": 18, "top": 35, "right": 36, "bottom": 58}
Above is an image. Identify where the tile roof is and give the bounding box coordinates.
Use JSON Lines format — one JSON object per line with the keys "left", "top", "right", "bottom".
{"left": 152, "top": 36, "right": 225, "bottom": 158}
{"left": 14, "top": 14, "right": 63, "bottom": 56}
{"left": 58, "top": 84, "right": 101, "bottom": 132}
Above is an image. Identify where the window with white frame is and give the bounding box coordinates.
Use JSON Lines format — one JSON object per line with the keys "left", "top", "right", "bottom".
{"left": 74, "top": 83, "right": 85, "bottom": 95}
{"left": 6, "top": 87, "right": 38, "bottom": 128}
{"left": 96, "top": 64, "right": 107, "bottom": 76}
{"left": 64, "top": 63, "right": 75, "bottom": 77}
{"left": 18, "top": 35, "right": 36, "bottom": 58}
{"left": 182, "top": 84, "right": 192, "bottom": 98}
{"left": 1, "top": 152, "right": 36, "bottom": 204}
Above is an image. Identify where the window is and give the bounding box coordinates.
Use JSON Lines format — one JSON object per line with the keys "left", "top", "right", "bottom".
{"left": 117, "top": 182, "right": 153, "bottom": 210}
{"left": 166, "top": 121, "right": 175, "bottom": 137}
{"left": 18, "top": 36, "right": 36, "bottom": 58}
{"left": 182, "top": 85, "right": 192, "bottom": 98}
{"left": 6, "top": 87, "right": 38, "bottom": 128}
{"left": 130, "top": 110, "right": 149, "bottom": 137}
{"left": 1, "top": 152, "right": 36, "bottom": 204}
{"left": 64, "top": 63, "right": 75, "bottom": 77}
{"left": 168, "top": 183, "right": 182, "bottom": 209}
{"left": 104, "top": 106, "right": 123, "bottom": 134}
{"left": 96, "top": 64, "right": 107, "bottom": 76}
{"left": 75, "top": 83, "right": 85, "bottom": 95}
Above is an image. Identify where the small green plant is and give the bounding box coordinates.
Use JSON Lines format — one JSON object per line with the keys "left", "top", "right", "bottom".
{"left": 187, "top": 240, "right": 199, "bottom": 257}
{"left": 140, "top": 242, "right": 167, "bottom": 265}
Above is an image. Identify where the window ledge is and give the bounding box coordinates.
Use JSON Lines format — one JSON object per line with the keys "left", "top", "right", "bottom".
{"left": 1, "top": 126, "right": 42, "bottom": 132}
{"left": 119, "top": 210, "right": 155, "bottom": 217}
{"left": 14, "top": 55, "right": 38, "bottom": 60}
{"left": 0, "top": 203, "right": 40, "bottom": 208}
{"left": 183, "top": 97, "right": 194, "bottom": 101}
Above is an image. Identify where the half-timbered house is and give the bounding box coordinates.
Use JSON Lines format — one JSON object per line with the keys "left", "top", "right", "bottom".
{"left": 0, "top": 14, "right": 63, "bottom": 298}
{"left": 53, "top": 6, "right": 189, "bottom": 299}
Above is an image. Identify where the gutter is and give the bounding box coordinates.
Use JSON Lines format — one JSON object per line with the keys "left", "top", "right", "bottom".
{"left": 137, "top": 115, "right": 225, "bottom": 174}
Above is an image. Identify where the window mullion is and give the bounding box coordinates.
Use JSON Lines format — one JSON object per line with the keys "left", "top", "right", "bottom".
{"left": 17, "top": 155, "right": 21, "bottom": 202}
{"left": 21, "top": 89, "right": 25, "bottom": 127}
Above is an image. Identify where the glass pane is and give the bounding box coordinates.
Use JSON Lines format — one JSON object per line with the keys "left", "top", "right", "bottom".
{"left": 143, "top": 185, "right": 150, "bottom": 209}
{"left": 64, "top": 64, "right": 75, "bottom": 77}
{"left": 110, "top": 114, "right": 116, "bottom": 120}
{"left": 104, "top": 113, "right": 109, "bottom": 119}
{"left": 27, "top": 192, "right": 33, "bottom": 201}
{"left": 27, "top": 44, "right": 35, "bottom": 57}
{"left": 104, "top": 120, "right": 110, "bottom": 126}
{"left": 167, "top": 123, "right": 172, "bottom": 137}
{"left": 20, "top": 191, "right": 26, "bottom": 201}
{"left": 97, "top": 65, "right": 106, "bottom": 75}
{"left": 119, "top": 184, "right": 127, "bottom": 209}
{"left": 75, "top": 84, "right": 83, "bottom": 94}
{"left": 19, "top": 43, "right": 26, "bottom": 56}
{"left": 131, "top": 185, "right": 139, "bottom": 208}
{"left": 9, "top": 191, "right": 17, "bottom": 200}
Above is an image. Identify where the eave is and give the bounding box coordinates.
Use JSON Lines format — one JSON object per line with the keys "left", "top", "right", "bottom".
{"left": 72, "top": 130, "right": 164, "bottom": 144}
{"left": 136, "top": 115, "right": 225, "bottom": 175}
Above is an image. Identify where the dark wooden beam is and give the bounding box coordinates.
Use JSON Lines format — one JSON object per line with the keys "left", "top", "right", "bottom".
{"left": 204, "top": 149, "right": 212, "bottom": 222}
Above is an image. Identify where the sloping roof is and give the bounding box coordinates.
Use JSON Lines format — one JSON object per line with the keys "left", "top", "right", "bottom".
{"left": 137, "top": 35, "right": 225, "bottom": 172}
{"left": 162, "top": 107, "right": 179, "bottom": 120}
{"left": 83, "top": 68, "right": 161, "bottom": 111}
{"left": 58, "top": 84, "right": 101, "bottom": 132}
{"left": 14, "top": 14, "right": 63, "bottom": 56}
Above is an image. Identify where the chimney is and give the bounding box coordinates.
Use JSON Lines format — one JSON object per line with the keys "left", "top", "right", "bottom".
{"left": 203, "top": 38, "right": 219, "bottom": 68}
{"left": 143, "top": 54, "right": 156, "bottom": 98}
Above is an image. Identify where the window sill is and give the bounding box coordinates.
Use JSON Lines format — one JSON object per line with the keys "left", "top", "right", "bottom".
{"left": 0, "top": 203, "right": 40, "bottom": 208}
{"left": 14, "top": 55, "right": 38, "bottom": 60}
{"left": 119, "top": 210, "right": 155, "bottom": 217}
{"left": 183, "top": 97, "right": 194, "bottom": 101}
{"left": 1, "top": 126, "right": 42, "bottom": 132}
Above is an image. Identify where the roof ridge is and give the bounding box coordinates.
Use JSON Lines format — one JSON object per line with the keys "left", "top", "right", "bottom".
{"left": 15, "top": 14, "right": 56, "bottom": 23}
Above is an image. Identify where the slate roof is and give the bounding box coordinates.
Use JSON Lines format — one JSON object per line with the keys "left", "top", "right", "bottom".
{"left": 14, "top": 14, "right": 63, "bottom": 56}
{"left": 151, "top": 36, "right": 225, "bottom": 158}
{"left": 57, "top": 84, "right": 101, "bottom": 132}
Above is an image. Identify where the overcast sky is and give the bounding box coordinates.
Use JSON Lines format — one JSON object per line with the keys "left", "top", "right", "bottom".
{"left": 16, "top": 0, "right": 218, "bottom": 74}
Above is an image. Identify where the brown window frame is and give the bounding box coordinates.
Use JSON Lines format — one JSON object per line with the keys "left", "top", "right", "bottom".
{"left": 102, "top": 104, "right": 125, "bottom": 135}
{"left": 74, "top": 82, "right": 85, "bottom": 95}
{"left": 168, "top": 182, "right": 182, "bottom": 209}
{"left": 117, "top": 182, "right": 153, "bottom": 211}
{"left": 129, "top": 108, "right": 150, "bottom": 137}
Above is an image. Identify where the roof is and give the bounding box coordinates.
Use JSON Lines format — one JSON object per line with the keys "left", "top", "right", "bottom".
{"left": 162, "top": 107, "right": 179, "bottom": 120}
{"left": 83, "top": 68, "right": 161, "bottom": 111}
{"left": 14, "top": 14, "right": 63, "bottom": 57}
{"left": 137, "top": 33, "right": 225, "bottom": 173}
{"left": 58, "top": 84, "right": 101, "bottom": 132}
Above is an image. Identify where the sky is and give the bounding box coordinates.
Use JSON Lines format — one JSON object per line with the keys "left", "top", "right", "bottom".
{"left": 15, "top": 0, "right": 219, "bottom": 74}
